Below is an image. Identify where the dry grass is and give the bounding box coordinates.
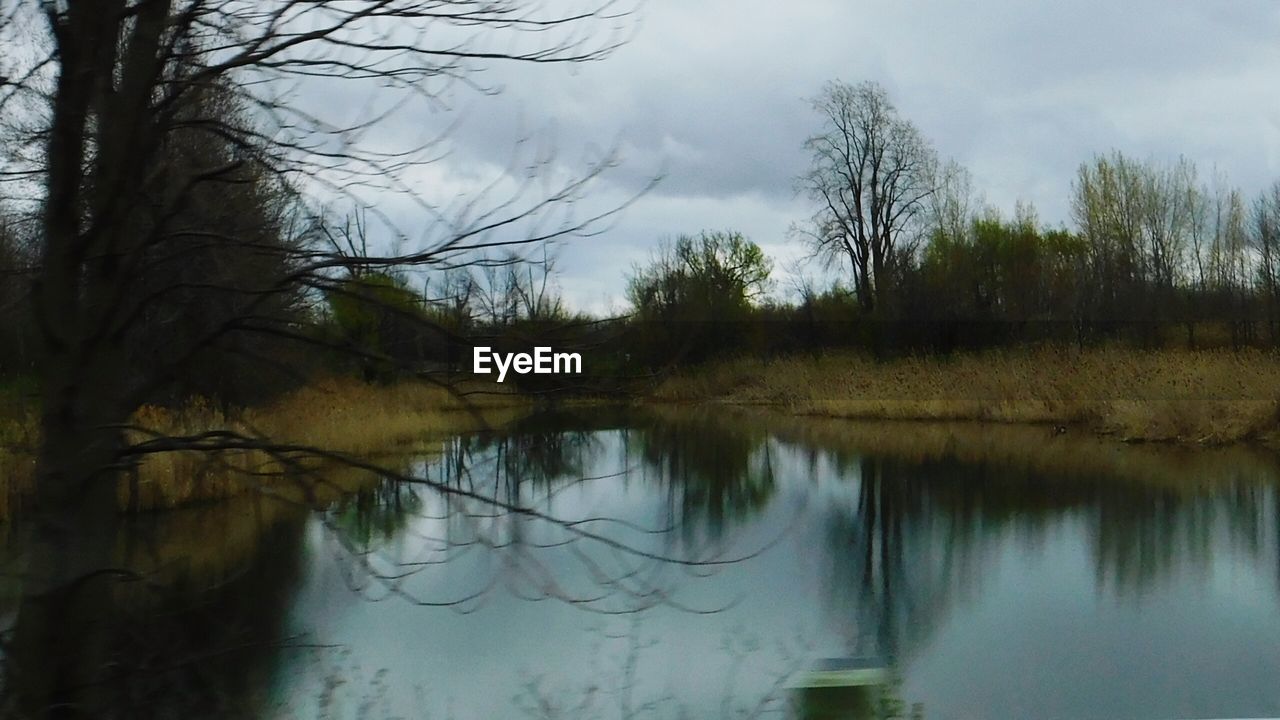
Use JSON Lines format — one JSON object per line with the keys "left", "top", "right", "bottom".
{"left": 138, "top": 377, "right": 523, "bottom": 454}
{"left": 0, "top": 377, "right": 526, "bottom": 517}
{"left": 653, "top": 347, "right": 1280, "bottom": 444}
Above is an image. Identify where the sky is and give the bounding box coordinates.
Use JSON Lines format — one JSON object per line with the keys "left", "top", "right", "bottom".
{"left": 334, "top": 0, "right": 1280, "bottom": 313}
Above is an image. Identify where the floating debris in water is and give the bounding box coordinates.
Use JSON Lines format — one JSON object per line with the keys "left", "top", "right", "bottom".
{"left": 788, "top": 656, "right": 890, "bottom": 689}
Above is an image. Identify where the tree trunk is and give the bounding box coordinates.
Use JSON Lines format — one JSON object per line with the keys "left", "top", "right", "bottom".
{"left": 9, "top": 396, "right": 124, "bottom": 718}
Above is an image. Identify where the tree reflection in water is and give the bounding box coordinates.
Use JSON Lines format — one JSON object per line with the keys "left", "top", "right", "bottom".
{"left": 5, "top": 408, "right": 1280, "bottom": 717}
{"left": 622, "top": 410, "right": 778, "bottom": 542}
{"left": 1, "top": 495, "right": 312, "bottom": 718}
{"left": 321, "top": 408, "right": 1280, "bottom": 717}
{"left": 816, "top": 449, "right": 1280, "bottom": 663}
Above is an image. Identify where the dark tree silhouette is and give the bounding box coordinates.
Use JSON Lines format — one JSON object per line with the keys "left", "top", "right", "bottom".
{"left": 0, "top": 2, "right": 680, "bottom": 716}
{"left": 798, "top": 80, "right": 936, "bottom": 315}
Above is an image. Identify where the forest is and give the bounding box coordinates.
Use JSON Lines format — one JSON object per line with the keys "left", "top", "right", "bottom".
{"left": 9, "top": 78, "right": 1280, "bottom": 397}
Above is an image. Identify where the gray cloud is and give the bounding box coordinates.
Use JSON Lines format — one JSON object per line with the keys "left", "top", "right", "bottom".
{"left": 315, "top": 0, "right": 1280, "bottom": 309}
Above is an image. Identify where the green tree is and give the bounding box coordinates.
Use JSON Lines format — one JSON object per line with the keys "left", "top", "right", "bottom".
{"left": 626, "top": 230, "right": 772, "bottom": 364}
{"left": 627, "top": 231, "right": 771, "bottom": 317}
{"left": 325, "top": 271, "right": 436, "bottom": 380}
{"left": 916, "top": 205, "right": 1086, "bottom": 346}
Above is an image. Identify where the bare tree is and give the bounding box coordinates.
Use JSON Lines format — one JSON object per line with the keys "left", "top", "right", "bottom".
{"left": 1071, "top": 152, "right": 1199, "bottom": 331}
{"left": 1215, "top": 189, "right": 1250, "bottom": 297}
{"left": 797, "top": 80, "right": 937, "bottom": 314}
{"left": 924, "top": 158, "right": 980, "bottom": 246}
{"left": 1071, "top": 152, "right": 1148, "bottom": 322}
{"left": 468, "top": 247, "right": 566, "bottom": 327}
{"left": 1253, "top": 181, "right": 1280, "bottom": 341}
{"left": 0, "top": 1, "right": 661, "bottom": 715}
{"left": 1138, "top": 156, "right": 1197, "bottom": 294}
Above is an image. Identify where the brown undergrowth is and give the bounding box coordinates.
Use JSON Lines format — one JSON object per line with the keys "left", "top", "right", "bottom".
{"left": 652, "top": 347, "right": 1280, "bottom": 445}
{"left": 0, "top": 377, "right": 525, "bottom": 518}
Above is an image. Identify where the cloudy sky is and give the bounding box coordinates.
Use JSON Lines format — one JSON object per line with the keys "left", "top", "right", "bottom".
{"left": 353, "top": 0, "right": 1280, "bottom": 312}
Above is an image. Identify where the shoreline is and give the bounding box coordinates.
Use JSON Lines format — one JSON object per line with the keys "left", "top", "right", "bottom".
{"left": 629, "top": 403, "right": 1280, "bottom": 497}
{"left": 0, "top": 377, "right": 528, "bottom": 519}
{"left": 6, "top": 345, "right": 1280, "bottom": 519}
{"left": 649, "top": 399, "right": 1278, "bottom": 447}
{"left": 647, "top": 347, "right": 1280, "bottom": 447}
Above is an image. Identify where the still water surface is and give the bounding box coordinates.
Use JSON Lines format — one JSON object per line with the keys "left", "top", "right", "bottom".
{"left": 106, "top": 409, "right": 1280, "bottom": 718}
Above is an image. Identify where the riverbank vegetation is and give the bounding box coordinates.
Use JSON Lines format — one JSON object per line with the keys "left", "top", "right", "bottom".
{"left": 607, "top": 82, "right": 1280, "bottom": 443}
{"left": 0, "top": 378, "right": 524, "bottom": 518}
{"left": 651, "top": 348, "right": 1280, "bottom": 444}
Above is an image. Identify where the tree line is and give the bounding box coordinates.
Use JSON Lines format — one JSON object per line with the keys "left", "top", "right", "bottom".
{"left": 800, "top": 79, "right": 1280, "bottom": 351}
{"left": 627, "top": 80, "right": 1280, "bottom": 363}
{"left": 7, "top": 74, "right": 1280, "bottom": 407}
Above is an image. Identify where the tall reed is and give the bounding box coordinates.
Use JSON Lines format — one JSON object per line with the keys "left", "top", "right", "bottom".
{"left": 653, "top": 347, "right": 1280, "bottom": 444}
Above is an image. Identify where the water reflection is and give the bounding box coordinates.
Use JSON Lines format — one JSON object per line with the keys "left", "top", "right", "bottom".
{"left": 305, "top": 409, "right": 1280, "bottom": 718}
{"left": 328, "top": 481, "right": 423, "bottom": 552}
{"left": 822, "top": 453, "right": 1280, "bottom": 663}
{"left": 624, "top": 411, "right": 777, "bottom": 540}
{"left": 1, "top": 495, "right": 310, "bottom": 718}
{"left": 5, "top": 408, "right": 1280, "bottom": 718}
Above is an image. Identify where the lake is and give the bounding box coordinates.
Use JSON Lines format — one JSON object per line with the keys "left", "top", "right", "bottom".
{"left": 16, "top": 407, "right": 1280, "bottom": 719}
